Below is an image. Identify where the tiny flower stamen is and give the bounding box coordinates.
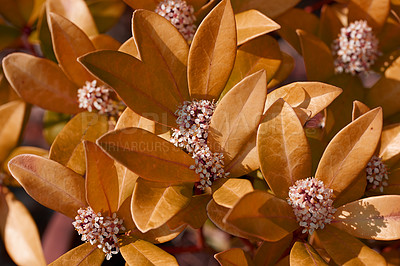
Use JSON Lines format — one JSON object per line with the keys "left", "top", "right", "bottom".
{"left": 366, "top": 155, "right": 389, "bottom": 192}
{"left": 72, "top": 207, "right": 125, "bottom": 260}
{"left": 287, "top": 177, "right": 336, "bottom": 235}
{"left": 155, "top": 0, "right": 197, "bottom": 41}
{"left": 77, "top": 80, "right": 120, "bottom": 115}
{"left": 332, "top": 20, "right": 380, "bottom": 75}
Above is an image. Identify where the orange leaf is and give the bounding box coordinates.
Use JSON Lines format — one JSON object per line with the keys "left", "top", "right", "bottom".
{"left": 131, "top": 178, "right": 192, "bottom": 232}
{"left": 133, "top": 10, "right": 190, "bottom": 102}
{"left": 235, "top": 9, "right": 280, "bottom": 46}
{"left": 290, "top": 241, "right": 327, "bottom": 266}
{"left": 48, "top": 12, "right": 95, "bottom": 87}
{"left": 380, "top": 123, "right": 400, "bottom": 167}
{"left": 8, "top": 155, "right": 87, "bottom": 218}
{"left": 0, "top": 187, "right": 46, "bottom": 266}
{"left": 2, "top": 53, "right": 80, "bottom": 114}
{"left": 348, "top": 0, "right": 390, "bottom": 31}
{"left": 84, "top": 141, "right": 119, "bottom": 215}
{"left": 224, "top": 190, "right": 299, "bottom": 242}
{"left": 332, "top": 195, "right": 400, "bottom": 240}
{"left": 123, "top": 0, "right": 158, "bottom": 10}
{"left": 215, "top": 248, "right": 254, "bottom": 266}
{"left": 231, "top": 0, "right": 300, "bottom": 18}
{"left": 267, "top": 51, "right": 295, "bottom": 89}
{"left": 316, "top": 108, "right": 383, "bottom": 197}
{"left": 97, "top": 127, "right": 199, "bottom": 183}
{"left": 318, "top": 5, "right": 344, "bottom": 46}
{"left": 352, "top": 100, "right": 370, "bottom": 121}
{"left": 258, "top": 99, "right": 311, "bottom": 199}
{"left": 90, "top": 34, "right": 121, "bottom": 50}
{"left": 49, "top": 242, "right": 104, "bottom": 266}
{"left": 209, "top": 70, "right": 267, "bottom": 164}
{"left": 254, "top": 234, "right": 293, "bottom": 266}
{"left": 212, "top": 178, "right": 254, "bottom": 209}
{"left": 316, "top": 224, "right": 386, "bottom": 265}
{"left": 118, "top": 37, "right": 140, "bottom": 59}
{"left": 188, "top": 0, "right": 236, "bottom": 100}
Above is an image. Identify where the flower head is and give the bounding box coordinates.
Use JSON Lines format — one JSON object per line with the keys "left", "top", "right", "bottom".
{"left": 287, "top": 177, "right": 336, "bottom": 235}
{"left": 77, "top": 80, "right": 119, "bottom": 115}
{"left": 332, "top": 20, "right": 380, "bottom": 75}
{"left": 366, "top": 155, "right": 389, "bottom": 192}
{"left": 155, "top": 0, "right": 197, "bottom": 41}
{"left": 72, "top": 207, "right": 125, "bottom": 260}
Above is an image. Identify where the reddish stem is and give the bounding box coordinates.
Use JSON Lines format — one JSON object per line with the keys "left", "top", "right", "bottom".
{"left": 304, "top": 0, "right": 335, "bottom": 13}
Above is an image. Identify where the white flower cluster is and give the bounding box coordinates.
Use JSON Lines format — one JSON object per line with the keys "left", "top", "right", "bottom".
{"left": 72, "top": 207, "right": 125, "bottom": 260}
{"left": 170, "top": 100, "right": 229, "bottom": 189}
{"left": 77, "top": 80, "right": 119, "bottom": 115}
{"left": 366, "top": 155, "right": 389, "bottom": 192}
{"left": 332, "top": 20, "right": 380, "bottom": 75}
{"left": 155, "top": 0, "right": 197, "bottom": 41}
{"left": 287, "top": 177, "right": 336, "bottom": 235}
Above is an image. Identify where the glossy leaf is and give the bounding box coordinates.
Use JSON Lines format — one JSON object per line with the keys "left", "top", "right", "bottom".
{"left": 49, "top": 112, "right": 109, "bottom": 175}
{"left": 267, "top": 51, "right": 294, "bottom": 88}
{"left": 332, "top": 195, "right": 400, "bottom": 240}
{"left": 133, "top": 10, "right": 190, "bottom": 102}
{"left": 213, "top": 178, "right": 254, "bottom": 209}
{"left": 231, "top": 0, "right": 300, "bottom": 18}
{"left": 90, "top": 34, "right": 121, "bottom": 50}
{"left": 316, "top": 108, "right": 383, "bottom": 197}
{"left": 380, "top": 123, "right": 400, "bottom": 166}
{"left": 352, "top": 100, "right": 370, "bottom": 121}
{"left": 290, "top": 241, "right": 327, "bottom": 266}
{"left": 316, "top": 225, "right": 386, "bottom": 265}
{"left": 120, "top": 238, "right": 178, "bottom": 266}
{"left": 0, "top": 101, "right": 26, "bottom": 163}
{"left": 235, "top": 9, "right": 280, "bottom": 46}
{"left": 224, "top": 190, "right": 299, "bottom": 242}
{"left": 0, "top": 188, "right": 46, "bottom": 266}
{"left": 84, "top": 141, "right": 119, "bottom": 215}
{"left": 47, "top": 0, "right": 98, "bottom": 37}
{"left": 2, "top": 53, "right": 80, "bottom": 114}
{"left": 131, "top": 178, "right": 192, "bottom": 232}
{"left": 188, "top": 0, "right": 237, "bottom": 100}
{"left": 258, "top": 99, "right": 311, "bottom": 199}
{"left": 48, "top": 12, "right": 95, "bottom": 87}
{"left": 222, "top": 35, "right": 281, "bottom": 98}
{"left": 297, "top": 29, "right": 335, "bottom": 81}
{"left": 215, "top": 248, "right": 254, "bottom": 266}
{"left": 97, "top": 127, "right": 199, "bottom": 183}
{"left": 49, "top": 242, "right": 104, "bottom": 266}
{"left": 348, "top": 0, "right": 390, "bottom": 31}
{"left": 209, "top": 70, "right": 267, "bottom": 163}
{"left": 79, "top": 50, "right": 179, "bottom": 127}
{"left": 8, "top": 155, "right": 87, "bottom": 218}
{"left": 254, "top": 234, "right": 293, "bottom": 266}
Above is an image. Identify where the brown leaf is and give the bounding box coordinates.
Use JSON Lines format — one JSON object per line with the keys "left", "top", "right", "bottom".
{"left": 215, "top": 248, "right": 254, "bottom": 266}
{"left": 316, "top": 108, "right": 383, "bottom": 197}
{"left": 212, "top": 178, "right": 254, "bottom": 209}
{"left": 97, "top": 127, "right": 199, "bottom": 183}
{"left": 380, "top": 123, "right": 400, "bottom": 167}
{"left": 0, "top": 101, "right": 26, "bottom": 163}
{"left": 348, "top": 0, "right": 390, "bottom": 31}
{"left": 0, "top": 70, "right": 19, "bottom": 105}
{"left": 333, "top": 171, "right": 367, "bottom": 208}
{"left": 120, "top": 238, "right": 178, "bottom": 266}
{"left": 224, "top": 190, "right": 299, "bottom": 242}
{"left": 235, "top": 9, "right": 280, "bottom": 46}
{"left": 47, "top": 0, "right": 98, "bottom": 37}
{"left": 79, "top": 50, "right": 179, "bottom": 127}
{"left": 133, "top": 10, "right": 190, "bottom": 102}
{"left": 221, "top": 35, "right": 281, "bottom": 98}
{"left": 48, "top": 12, "right": 95, "bottom": 87}
{"left": 49, "top": 242, "right": 104, "bottom": 266}
{"left": 2, "top": 146, "right": 48, "bottom": 177}
{"left": 297, "top": 29, "right": 335, "bottom": 81}
{"left": 131, "top": 178, "right": 192, "bottom": 232}
{"left": 49, "top": 112, "right": 109, "bottom": 175}
{"left": 0, "top": 0, "right": 29, "bottom": 28}
{"left": 123, "top": 0, "right": 157, "bottom": 10}
{"left": 258, "top": 99, "right": 311, "bottom": 199}
{"left": 209, "top": 70, "right": 267, "bottom": 163}
{"left": 0, "top": 187, "right": 46, "bottom": 266}
{"left": 267, "top": 51, "right": 294, "bottom": 89}
{"left": 114, "top": 162, "right": 138, "bottom": 210}
{"left": 118, "top": 37, "right": 140, "bottom": 59}
{"left": 290, "top": 241, "right": 327, "bottom": 266}
{"left": 332, "top": 195, "right": 400, "bottom": 240}
{"left": 316, "top": 224, "right": 386, "bottom": 265}
{"left": 90, "top": 34, "right": 121, "bottom": 50}
{"left": 276, "top": 8, "right": 319, "bottom": 54}
{"left": 2, "top": 53, "right": 80, "bottom": 114}
{"left": 254, "top": 234, "right": 293, "bottom": 266}
{"left": 352, "top": 100, "right": 370, "bottom": 121}
{"left": 8, "top": 155, "right": 87, "bottom": 218}
{"left": 84, "top": 141, "right": 119, "bottom": 215}
{"left": 318, "top": 5, "right": 344, "bottom": 46}
{"left": 188, "top": 0, "right": 236, "bottom": 100}
{"left": 231, "top": 0, "right": 300, "bottom": 18}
